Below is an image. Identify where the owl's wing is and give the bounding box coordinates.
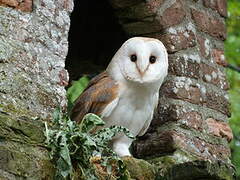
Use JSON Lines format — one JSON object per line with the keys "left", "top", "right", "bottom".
{"left": 70, "top": 71, "right": 119, "bottom": 123}
{"left": 138, "top": 92, "right": 159, "bottom": 136}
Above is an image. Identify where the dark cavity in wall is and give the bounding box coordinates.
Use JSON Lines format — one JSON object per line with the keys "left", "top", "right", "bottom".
{"left": 66, "top": 0, "right": 128, "bottom": 82}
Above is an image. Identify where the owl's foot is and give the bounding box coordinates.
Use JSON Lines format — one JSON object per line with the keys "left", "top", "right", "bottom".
{"left": 112, "top": 139, "right": 132, "bottom": 157}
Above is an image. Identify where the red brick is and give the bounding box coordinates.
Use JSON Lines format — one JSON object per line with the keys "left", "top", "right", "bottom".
{"left": 132, "top": 131, "right": 177, "bottom": 158}
{"left": 122, "top": 20, "right": 163, "bottom": 35}
{"left": 193, "top": 138, "right": 231, "bottom": 160}
{"left": 197, "top": 36, "right": 211, "bottom": 59}
{"left": 163, "top": 80, "right": 201, "bottom": 105}
{"left": 121, "top": 0, "right": 186, "bottom": 35}
{"left": 0, "top": 0, "right": 18, "bottom": 7}
{"left": 158, "top": 0, "right": 186, "bottom": 28}
{"left": 205, "top": 90, "right": 230, "bottom": 116}
{"left": 153, "top": 104, "right": 202, "bottom": 131}
{"left": 159, "top": 30, "right": 196, "bottom": 53}
{"left": 177, "top": 133, "right": 231, "bottom": 160}
{"left": 202, "top": 0, "right": 227, "bottom": 17}
{"left": 180, "top": 111, "right": 203, "bottom": 130}
{"left": 168, "top": 56, "right": 200, "bottom": 79}
{"left": 58, "top": 69, "right": 69, "bottom": 87}
{"left": 206, "top": 118, "right": 233, "bottom": 142}
{"left": 117, "top": 0, "right": 164, "bottom": 20}
{"left": 0, "top": 0, "right": 32, "bottom": 12}
{"left": 162, "top": 76, "right": 229, "bottom": 116}
{"left": 134, "top": 130, "right": 231, "bottom": 160}
{"left": 212, "top": 49, "right": 227, "bottom": 67}
{"left": 175, "top": 134, "right": 231, "bottom": 160}
{"left": 109, "top": 0, "right": 142, "bottom": 9}
{"left": 17, "top": 0, "right": 32, "bottom": 12}
{"left": 191, "top": 9, "right": 226, "bottom": 40}
{"left": 146, "top": 0, "right": 164, "bottom": 12}
{"left": 152, "top": 103, "right": 180, "bottom": 126}
{"left": 133, "top": 122, "right": 232, "bottom": 159}
{"left": 200, "top": 63, "right": 229, "bottom": 90}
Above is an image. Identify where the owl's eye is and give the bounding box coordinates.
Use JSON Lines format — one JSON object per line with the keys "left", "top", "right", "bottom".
{"left": 149, "top": 56, "right": 156, "bottom": 64}
{"left": 130, "top": 54, "right": 137, "bottom": 62}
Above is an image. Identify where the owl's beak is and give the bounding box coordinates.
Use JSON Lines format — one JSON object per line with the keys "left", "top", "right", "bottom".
{"left": 136, "top": 60, "right": 149, "bottom": 77}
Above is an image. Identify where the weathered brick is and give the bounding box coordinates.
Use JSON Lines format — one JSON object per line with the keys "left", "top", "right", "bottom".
{"left": 205, "top": 89, "right": 230, "bottom": 116}
{"left": 212, "top": 49, "right": 227, "bottom": 67}
{"left": 108, "top": 0, "right": 142, "bottom": 9}
{"left": 197, "top": 36, "right": 211, "bottom": 59}
{"left": 116, "top": 0, "right": 164, "bottom": 20}
{"left": 202, "top": 0, "right": 227, "bottom": 17}
{"left": 121, "top": 0, "right": 186, "bottom": 35}
{"left": 159, "top": 30, "right": 196, "bottom": 53}
{"left": 206, "top": 118, "right": 233, "bottom": 142}
{"left": 168, "top": 56, "right": 200, "bottom": 79}
{"left": 179, "top": 111, "right": 203, "bottom": 130}
{"left": 162, "top": 79, "right": 201, "bottom": 105}
{"left": 132, "top": 131, "right": 177, "bottom": 158}
{"left": 200, "top": 63, "right": 229, "bottom": 90}
{"left": 122, "top": 20, "right": 163, "bottom": 35}
{"left": 0, "top": 0, "right": 32, "bottom": 12}
{"left": 134, "top": 130, "right": 231, "bottom": 160}
{"left": 58, "top": 69, "right": 69, "bottom": 87}
{"left": 193, "top": 138, "right": 231, "bottom": 160}
{"left": 152, "top": 103, "right": 179, "bottom": 126}
{"left": 191, "top": 9, "right": 226, "bottom": 40}
{"left": 157, "top": 0, "right": 186, "bottom": 28}
{"left": 175, "top": 133, "right": 231, "bottom": 160}
{"left": 153, "top": 102, "right": 203, "bottom": 131}
{"left": 17, "top": 0, "right": 32, "bottom": 12}
{"left": 161, "top": 76, "right": 229, "bottom": 116}
{"left": 0, "top": 0, "right": 18, "bottom": 7}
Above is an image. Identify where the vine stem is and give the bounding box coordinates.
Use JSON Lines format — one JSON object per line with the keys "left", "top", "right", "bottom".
{"left": 226, "top": 63, "right": 240, "bottom": 73}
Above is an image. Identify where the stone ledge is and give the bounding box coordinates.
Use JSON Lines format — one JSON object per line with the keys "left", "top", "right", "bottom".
{"left": 123, "top": 155, "right": 235, "bottom": 180}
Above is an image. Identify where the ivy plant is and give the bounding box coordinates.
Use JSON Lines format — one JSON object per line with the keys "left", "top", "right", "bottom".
{"left": 45, "top": 76, "right": 134, "bottom": 179}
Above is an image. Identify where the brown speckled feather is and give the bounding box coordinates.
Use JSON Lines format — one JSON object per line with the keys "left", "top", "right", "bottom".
{"left": 70, "top": 71, "right": 119, "bottom": 123}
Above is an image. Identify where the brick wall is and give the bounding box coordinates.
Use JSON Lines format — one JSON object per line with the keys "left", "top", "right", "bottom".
{"left": 109, "top": 0, "right": 234, "bottom": 178}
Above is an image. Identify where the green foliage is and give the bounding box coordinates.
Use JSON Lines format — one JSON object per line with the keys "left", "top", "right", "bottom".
{"left": 45, "top": 108, "right": 134, "bottom": 179}
{"left": 225, "top": 0, "right": 240, "bottom": 177}
{"left": 67, "top": 76, "right": 90, "bottom": 112}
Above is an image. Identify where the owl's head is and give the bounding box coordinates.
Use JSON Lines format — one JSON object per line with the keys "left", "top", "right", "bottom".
{"left": 107, "top": 37, "right": 168, "bottom": 85}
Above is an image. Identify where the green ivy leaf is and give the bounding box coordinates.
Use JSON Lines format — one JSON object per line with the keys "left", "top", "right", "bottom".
{"left": 45, "top": 108, "right": 132, "bottom": 179}
{"left": 67, "top": 76, "right": 89, "bottom": 112}
{"left": 79, "top": 113, "right": 105, "bottom": 133}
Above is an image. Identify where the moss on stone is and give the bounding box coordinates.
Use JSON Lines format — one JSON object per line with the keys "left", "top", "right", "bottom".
{"left": 149, "top": 150, "right": 235, "bottom": 180}
{"left": 0, "top": 113, "right": 45, "bottom": 144}
{"left": 123, "top": 156, "right": 157, "bottom": 180}
{"left": 0, "top": 140, "right": 55, "bottom": 179}
{"left": 0, "top": 112, "right": 55, "bottom": 179}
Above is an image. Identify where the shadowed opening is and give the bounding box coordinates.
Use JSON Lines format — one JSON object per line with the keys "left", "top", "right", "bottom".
{"left": 66, "top": 0, "right": 128, "bottom": 83}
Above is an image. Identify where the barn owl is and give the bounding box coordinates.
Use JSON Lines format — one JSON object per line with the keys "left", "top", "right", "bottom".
{"left": 71, "top": 37, "right": 168, "bottom": 157}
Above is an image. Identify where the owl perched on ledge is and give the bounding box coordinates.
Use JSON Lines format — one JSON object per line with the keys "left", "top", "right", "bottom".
{"left": 71, "top": 37, "right": 168, "bottom": 157}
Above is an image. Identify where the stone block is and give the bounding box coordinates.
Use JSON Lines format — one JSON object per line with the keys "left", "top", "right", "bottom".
{"left": 197, "top": 35, "right": 211, "bottom": 59}
{"left": 0, "top": 0, "right": 32, "bottom": 12}
{"left": 159, "top": 30, "right": 196, "bottom": 53}
{"left": 212, "top": 49, "right": 227, "bottom": 66}
{"left": 202, "top": 0, "right": 227, "bottom": 17}
{"left": 108, "top": 0, "right": 143, "bottom": 9}
{"left": 206, "top": 118, "right": 233, "bottom": 142}
{"left": 200, "top": 63, "right": 229, "bottom": 90}
{"left": 157, "top": 0, "right": 186, "bottom": 29}
{"left": 191, "top": 9, "right": 226, "bottom": 40}
{"left": 168, "top": 55, "right": 200, "bottom": 79}
{"left": 116, "top": 0, "right": 164, "bottom": 20}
